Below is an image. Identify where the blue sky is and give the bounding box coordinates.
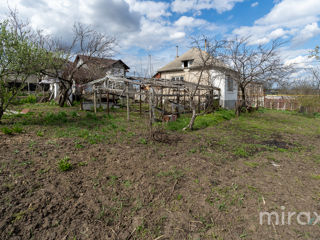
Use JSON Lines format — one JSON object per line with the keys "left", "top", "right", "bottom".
{"left": 0, "top": 0, "right": 319, "bottom": 76}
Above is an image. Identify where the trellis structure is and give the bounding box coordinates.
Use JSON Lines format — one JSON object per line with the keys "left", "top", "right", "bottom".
{"left": 81, "top": 75, "right": 220, "bottom": 130}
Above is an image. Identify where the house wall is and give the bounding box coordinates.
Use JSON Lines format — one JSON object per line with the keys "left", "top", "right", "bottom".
{"left": 106, "top": 62, "right": 126, "bottom": 77}
{"left": 213, "top": 70, "right": 238, "bottom": 110}
{"left": 160, "top": 68, "right": 238, "bottom": 110}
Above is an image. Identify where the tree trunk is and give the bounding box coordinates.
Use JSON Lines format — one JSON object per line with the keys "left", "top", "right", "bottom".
{"left": 59, "top": 88, "right": 69, "bottom": 107}
{"left": 184, "top": 96, "right": 197, "bottom": 130}
{"left": 241, "top": 86, "right": 246, "bottom": 107}
{"left": 0, "top": 108, "right": 3, "bottom": 124}
{"left": 235, "top": 86, "right": 246, "bottom": 117}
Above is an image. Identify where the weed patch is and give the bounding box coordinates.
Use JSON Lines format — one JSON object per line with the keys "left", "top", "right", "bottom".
{"left": 58, "top": 156, "right": 72, "bottom": 172}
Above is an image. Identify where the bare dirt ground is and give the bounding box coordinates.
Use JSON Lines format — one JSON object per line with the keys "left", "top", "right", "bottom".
{"left": 1, "top": 106, "right": 320, "bottom": 240}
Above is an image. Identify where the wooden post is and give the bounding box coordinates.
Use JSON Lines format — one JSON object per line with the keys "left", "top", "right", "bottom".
{"left": 99, "top": 92, "right": 102, "bottom": 108}
{"left": 148, "top": 89, "right": 153, "bottom": 137}
{"left": 183, "top": 89, "right": 186, "bottom": 113}
{"left": 80, "top": 97, "right": 84, "bottom": 111}
{"left": 139, "top": 84, "right": 142, "bottom": 116}
{"left": 160, "top": 87, "right": 163, "bottom": 108}
{"left": 93, "top": 90, "right": 97, "bottom": 114}
{"left": 126, "top": 83, "right": 130, "bottom": 121}
{"left": 198, "top": 90, "right": 201, "bottom": 113}
{"left": 107, "top": 92, "right": 110, "bottom": 115}
{"left": 177, "top": 88, "right": 180, "bottom": 117}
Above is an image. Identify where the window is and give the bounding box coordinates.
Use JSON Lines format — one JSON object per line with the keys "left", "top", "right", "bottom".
{"left": 183, "top": 61, "right": 188, "bottom": 68}
{"left": 171, "top": 76, "right": 184, "bottom": 81}
{"left": 226, "top": 75, "right": 233, "bottom": 92}
{"left": 182, "top": 60, "right": 194, "bottom": 68}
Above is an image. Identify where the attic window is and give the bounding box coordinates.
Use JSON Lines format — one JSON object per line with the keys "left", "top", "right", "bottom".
{"left": 183, "top": 61, "right": 188, "bottom": 68}
{"left": 182, "top": 60, "right": 193, "bottom": 68}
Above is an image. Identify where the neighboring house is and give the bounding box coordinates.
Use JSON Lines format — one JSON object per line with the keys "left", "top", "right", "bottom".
{"left": 41, "top": 55, "right": 130, "bottom": 100}
{"left": 71, "top": 55, "right": 130, "bottom": 85}
{"left": 241, "top": 83, "right": 265, "bottom": 108}
{"left": 156, "top": 48, "right": 239, "bottom": 109}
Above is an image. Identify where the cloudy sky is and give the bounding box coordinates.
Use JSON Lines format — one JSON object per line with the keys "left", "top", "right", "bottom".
{"left": 0, "top": 0, "right": 319, "bottom": 76}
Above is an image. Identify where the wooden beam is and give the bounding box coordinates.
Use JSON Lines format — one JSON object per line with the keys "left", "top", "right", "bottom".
{"left": 93, "top": 90, "right": 97, "bottom": 114}
{"left": 139, "top": 84, "right": 142, "bottom": 116}
{"left": 107, "top": 91, "right": 110, "bottom": 115}
{"left": 126, "top": 83, "right": 130, "bottom": 121}
{"left": 198, "top": 89, "right": 201, "bottom": 113}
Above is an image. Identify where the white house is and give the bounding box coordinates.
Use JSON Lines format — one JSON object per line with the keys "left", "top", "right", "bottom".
{"left": 156, "top": 48, "right": 239, "bottom": 109}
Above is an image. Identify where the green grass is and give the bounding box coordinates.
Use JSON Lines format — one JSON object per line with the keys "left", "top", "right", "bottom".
{"left": 166, "top": 109, "right": 235, "bottom": 131}
{"left": 234, "top": 147, "right": 249, "bottom": 158}
{"left": 1, "top": 125, "right": 23, "bottom": 135}
{"left": 311, "top": 174, "right": 320, "bottom": 180}
{"left": 1, "top": 127, "right": 14, "bottom": 135}
{"left": 243, "top": 161, "right": 259, "bottom": 168}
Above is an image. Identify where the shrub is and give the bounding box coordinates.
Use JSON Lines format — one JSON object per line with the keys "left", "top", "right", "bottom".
{"left": 58, "top": 156, "right": 72, "bottom": 171}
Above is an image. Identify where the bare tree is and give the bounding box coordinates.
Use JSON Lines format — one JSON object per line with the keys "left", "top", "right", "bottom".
{"left": 6, "top": 8, "right": 116, "bottom": 107}
{"left": 224, "top": 37, "right": 292, "bottom": 114}
{"left": 41, "top": 22, "right": 116, "bottom": 107}
{"left": 183, "top": 37, "right": 226, "bottom": 130}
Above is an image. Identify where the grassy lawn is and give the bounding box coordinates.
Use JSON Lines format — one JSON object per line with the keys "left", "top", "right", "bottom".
{"left": 0, "top": 104, "right": 320, "bottom": 239}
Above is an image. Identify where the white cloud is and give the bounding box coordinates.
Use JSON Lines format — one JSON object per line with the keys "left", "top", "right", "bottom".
{"left": 124, "top": 0, "right": 170, "bottom": 19}
{"left": 233, "top": 0, "right": 320, "bottom": 45}
{"left": 251, "top": 2, "right": 258, "bottom": 7}
{"left": 171, "top": 0, "right": 244, "bottom": 14}
{"left": 1, "top": 0, "right": 141, "bottom": 36}
{"left": 269, "top": 28, "right": 287, "bottom": 39}
{"left": 292, "top": 22, "right": 320, "bottom": 45}
{"left": 255, "top": 0, "right": 320, "bottom": 27}
{"left": 174, "top": 16, "right": 207, "bottom": 28}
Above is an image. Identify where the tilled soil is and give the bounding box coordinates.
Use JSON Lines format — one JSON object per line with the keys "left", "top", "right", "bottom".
{"left": 1, "top": 115, "right": 320, "bottom": 239}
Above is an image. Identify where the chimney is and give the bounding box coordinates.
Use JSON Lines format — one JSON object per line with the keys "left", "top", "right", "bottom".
{"left": 176, "top": 45, "right": 179, "bottom": 58}
{"left": 204, "top": 39, "right": 207, "bottom": 52}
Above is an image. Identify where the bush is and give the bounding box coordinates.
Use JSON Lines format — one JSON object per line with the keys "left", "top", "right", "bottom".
{"left": 58, "top": 156, "right": 72, "bottom": 171}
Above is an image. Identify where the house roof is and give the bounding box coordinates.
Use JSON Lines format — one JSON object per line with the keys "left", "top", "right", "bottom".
{"left": 76, "top": 55, "right": 130, "bottom": 70}
{"left": 63, "top": 55, "right": 130, "bottom": 84}
{"left": 157, "top": 48, "right": 229, "bottom": 73}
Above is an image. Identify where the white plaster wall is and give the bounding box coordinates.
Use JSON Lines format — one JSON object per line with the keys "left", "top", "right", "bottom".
{"left": 210, "top": 69, "right": 238, "bottom": 109}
